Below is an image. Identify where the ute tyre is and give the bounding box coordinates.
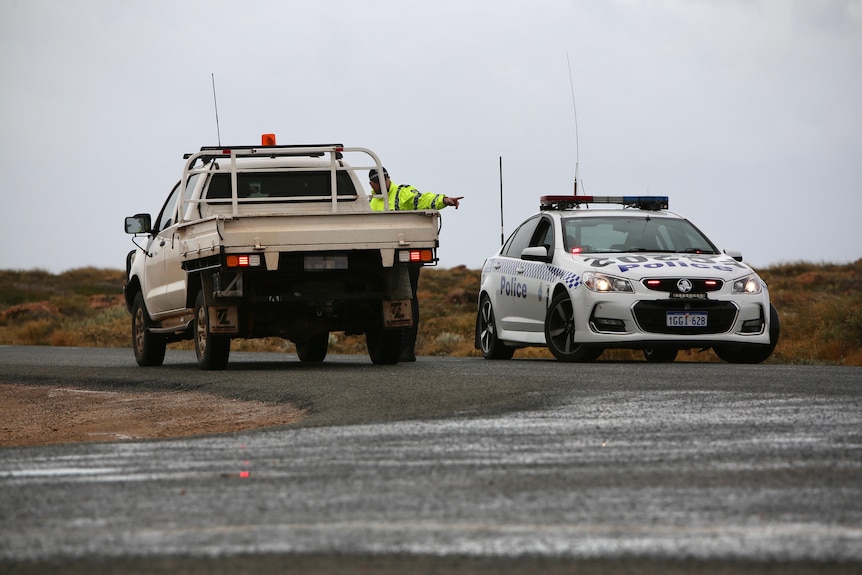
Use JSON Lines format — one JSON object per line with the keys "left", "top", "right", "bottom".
{"left": 194, "top": 291, "right": 230, "bottom": 370}
{"left": 714, "top": 303, "right": 780, "bottom": 364}
{"left": 643, "top": 348, "right": 678, "bottom": 363}
{"left": 132, "top": 292, "right": 166, "bottom": 367}
{"left": 366, "top": 328, "right": 401, "bottom": 365}
{"left": 544, "top": 291, "right": 602, "bottom": 362}
{"left": 296, "top": 332, "right": 329, "bottom": 363}
{"left": 478, "top": 295, "right": 514, "bottom": 360}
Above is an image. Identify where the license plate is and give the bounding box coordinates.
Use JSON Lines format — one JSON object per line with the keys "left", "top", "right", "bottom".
{"left": 304, "top": 255, "right": 348, "bottom": 271}
{"left": 666, "top": 311, "right": 707, "bottom": 327}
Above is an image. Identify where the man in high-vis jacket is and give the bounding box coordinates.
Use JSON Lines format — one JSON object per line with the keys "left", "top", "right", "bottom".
{"left": 369, "top": 167, "right": 462, "bottom": 211}
{"left": 369, "top": 167, "right": 464, "bottom": 362}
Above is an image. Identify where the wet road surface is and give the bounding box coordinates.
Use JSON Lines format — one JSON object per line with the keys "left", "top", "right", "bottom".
{"left": 1, "top": 346, "right": 860, "bottom": 573}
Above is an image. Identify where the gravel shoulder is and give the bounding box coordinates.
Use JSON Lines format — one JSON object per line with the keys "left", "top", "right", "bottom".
{"left": 0, "top": 383, "right": 305, "bottom": 447}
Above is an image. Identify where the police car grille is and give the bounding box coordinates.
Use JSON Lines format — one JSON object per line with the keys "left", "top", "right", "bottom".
{"left": 642, "top": 278, "right": 724, "bottom": 292}
{"left": 633, "top": 300, "right": 737, "bottom": 334}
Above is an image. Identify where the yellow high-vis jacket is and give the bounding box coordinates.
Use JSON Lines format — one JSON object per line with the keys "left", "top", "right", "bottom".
{"left": 370, "top": 183, "right": 448, "bottom": 211}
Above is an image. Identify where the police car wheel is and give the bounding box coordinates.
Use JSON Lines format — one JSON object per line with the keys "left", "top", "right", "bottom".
{"left": 643, "top": 348, "right": 678, "bottom": 363}
{"left": 713, "top": 303, "right": 780, "bottom": 364}
{"left": 478, "top": 295, "right": 514, "bottom": 360}
{"left": 194, "top": 291, "right": 231, "bottom": 370}
{"left": 714, "top": 343, "right": 772, "bottom": 364}
{"left": 544, "top": 291, "right": 602, "bottom": 362}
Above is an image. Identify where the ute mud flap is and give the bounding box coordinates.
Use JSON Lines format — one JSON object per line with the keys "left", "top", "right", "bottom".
{"left": 383, "top": 299, "right": 412, "bottom": 328}
{"left": 208, "top": 305, "right": 239, "bottom": 334}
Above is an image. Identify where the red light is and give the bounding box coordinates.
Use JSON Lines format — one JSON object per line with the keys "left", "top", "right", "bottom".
{"left": 226, "top": 255, "right": 254, "bottom": 268}
{"left": 646, "top": 280, "right": 662, "bottom": 286}
{"left": 221, "top": 149, "right": 232, "bottom": 155}
{"left": 407, "top": 249, "right": 434, "bottom": 263}
{"left": 705, "top": 280, "right": 718, "bottom": 286}
{"left": 261, "top": 133, "right": 276, "bottom": 146}
{"left": 571, "top": 247, "right": 583, "bottom": 254}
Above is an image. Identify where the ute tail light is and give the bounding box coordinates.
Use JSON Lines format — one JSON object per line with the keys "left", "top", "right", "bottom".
{"left": 226, "top": 254, "right": 261, "bottom": 268}
{"left": 399, "top": 249, "right": 436, "bottom": 264}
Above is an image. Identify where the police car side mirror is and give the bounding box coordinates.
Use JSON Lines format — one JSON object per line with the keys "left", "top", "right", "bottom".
{"left": 521, "top": 246, "right": 552, "bottom": 263}
{"left": 125, "top": 214, "right": 152, "bottom": 235}
{"left": 724, "top": 249, "right": 743, "bottom": 262}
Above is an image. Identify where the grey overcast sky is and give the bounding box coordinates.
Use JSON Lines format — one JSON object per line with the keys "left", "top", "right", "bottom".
{"left": 1, "top": 0, "right": 860, "bottom": 273}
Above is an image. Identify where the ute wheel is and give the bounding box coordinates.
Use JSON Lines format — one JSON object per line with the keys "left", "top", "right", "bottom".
{"left": 477, "top": 295, "right": 514, "bottom": 360}
{"left": 643, "top": 348, "right": 678, "bottom": 363}
{"left": 545, "top": 291, "right": 602, "bottom": 362}
{"left": 194, "top": 291, "right": 230, "bottom": 370}
{"left": 366, "top": 328, "right": 401, "bottom": 365}
{"left": 714, "top": 304, "right": 780, "bottom": 364}
{"left": 132, "top": 292, "right": 166, "bottom": 367}
{"left": 296, "top": 332, "right": 329, "bottom": 363}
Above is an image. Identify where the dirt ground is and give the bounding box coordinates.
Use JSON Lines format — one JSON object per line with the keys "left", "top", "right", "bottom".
{"left": 0, "top": 384, "right": 305, "bottom": 447}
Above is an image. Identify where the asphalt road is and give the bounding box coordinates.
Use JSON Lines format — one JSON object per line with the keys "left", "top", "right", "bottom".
{"left": 1, "top": 345, "right": 861, "bottom": 574}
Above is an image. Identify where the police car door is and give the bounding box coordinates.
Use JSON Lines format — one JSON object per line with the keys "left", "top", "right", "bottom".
{"left": 515, "top": 216, "right": 556, "bottom": 333}
{"left": 493, "top": 215, "right": 545, "bottom": 335}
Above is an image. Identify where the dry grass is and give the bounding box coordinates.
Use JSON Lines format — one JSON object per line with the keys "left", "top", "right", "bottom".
{"left": 1, "top": 260, "right": 860, "bottom": 365}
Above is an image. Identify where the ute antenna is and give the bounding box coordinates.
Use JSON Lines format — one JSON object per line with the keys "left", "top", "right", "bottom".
{"left": 566, "top": 53, "right": 580, "bottom": 195}
{"left": 211, "top": 73, "right": 222, "bottom": 146}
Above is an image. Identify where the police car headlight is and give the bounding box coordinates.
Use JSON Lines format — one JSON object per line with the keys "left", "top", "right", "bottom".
{"left": 583, "top": 271, "right": 633, "bottom": 293}
{"left": 732, "top": 273, "right": 762, "bottom": 294}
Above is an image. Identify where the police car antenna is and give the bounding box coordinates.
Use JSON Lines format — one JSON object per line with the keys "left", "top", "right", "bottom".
{"left": 566, "top": 53, "right": 580, "bottom": 195}
{"left": 499, "top": 156, "right": 505, "bottom": 246}
{"left": 211, "top": 73, "right": 222, "bottom": 147}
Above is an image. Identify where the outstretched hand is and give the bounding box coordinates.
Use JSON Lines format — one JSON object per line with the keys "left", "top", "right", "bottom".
{"left": 445, "top": 196, "right": 464, "bottom": 209}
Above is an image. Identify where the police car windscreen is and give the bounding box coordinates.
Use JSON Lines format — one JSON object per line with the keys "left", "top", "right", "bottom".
{"left": 562, "top": 216, "right": 718, "bottom": 254}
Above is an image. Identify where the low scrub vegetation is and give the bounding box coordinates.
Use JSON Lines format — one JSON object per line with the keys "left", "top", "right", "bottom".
{"left": 1, "top": 261, "right": 860, "bottom": 365}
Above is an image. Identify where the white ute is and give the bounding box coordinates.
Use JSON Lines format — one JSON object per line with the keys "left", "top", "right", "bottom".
{"left": 124, "top": 137, "right": 440, "bottom": 369}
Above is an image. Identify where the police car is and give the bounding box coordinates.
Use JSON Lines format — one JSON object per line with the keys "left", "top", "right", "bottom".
{"left": 475, "top": 195, "right": 779, "bottom": 363}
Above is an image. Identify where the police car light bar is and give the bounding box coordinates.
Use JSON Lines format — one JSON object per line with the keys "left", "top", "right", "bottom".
{"left": 540, "top": 195, "right": 669, "bottom": 211}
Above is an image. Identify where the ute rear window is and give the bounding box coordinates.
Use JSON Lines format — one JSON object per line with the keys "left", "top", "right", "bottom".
{"left": 205, "top": 171, "right": 358, "bottom": 201}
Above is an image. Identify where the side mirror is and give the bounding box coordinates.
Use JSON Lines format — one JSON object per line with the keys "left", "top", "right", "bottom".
{"left": 125, "top": 214, "right": 152, "bottom": 235}
{"left": 521, "top": 246, "right": 551, "bottom": 263}
{"left": 724, "top": 249, "right": 743, "bottom": 262}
